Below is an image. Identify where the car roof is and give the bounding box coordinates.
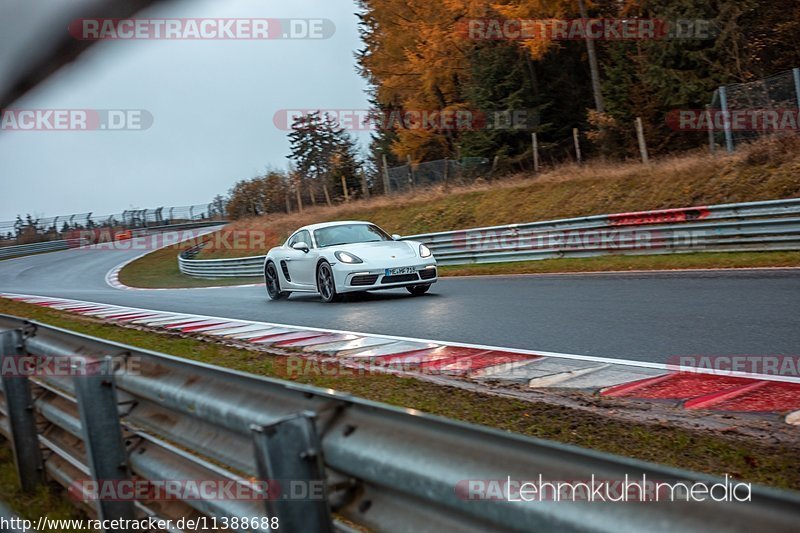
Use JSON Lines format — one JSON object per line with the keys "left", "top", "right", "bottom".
{"left": 296, "top": 220, "right": 376, "bottom": 233}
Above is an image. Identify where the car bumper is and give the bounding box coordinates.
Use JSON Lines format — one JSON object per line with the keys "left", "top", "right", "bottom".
{"left": 332, "top": 262, "right": 438, "bottom": 293}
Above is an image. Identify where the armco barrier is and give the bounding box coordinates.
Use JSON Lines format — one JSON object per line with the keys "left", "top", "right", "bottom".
{"left": 177, "top": 198, "right": 800, "bottom": 278}
{"left": 0, "top": 221, "right": 226, "bottom": 262}
{"left": 1, "top": 315, "right": 799, "bottom": 532}
{"left": 0, "top": 240, "right": 74, "bottom": 260}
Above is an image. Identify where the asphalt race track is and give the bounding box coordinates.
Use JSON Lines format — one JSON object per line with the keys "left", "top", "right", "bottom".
{"left": 0, "top": 246, "right": 799, "bottom": 363}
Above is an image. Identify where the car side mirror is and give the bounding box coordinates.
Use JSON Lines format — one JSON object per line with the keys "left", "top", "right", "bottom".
{"left": 292, "top": 242, "right": 310, "bottom": 253}
{"left": 391, "top": 234, "right": 401, "bottom": 241}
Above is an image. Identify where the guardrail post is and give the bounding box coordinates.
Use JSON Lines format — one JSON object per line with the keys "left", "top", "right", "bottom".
{"left": 0, "top": 330, "right": 44, "bottom": 491}
{"left": 73, "top": 357, "right": 136, "bottom": 525}
{"left": 251, "top": 412, "right": 333, "bottom": 533}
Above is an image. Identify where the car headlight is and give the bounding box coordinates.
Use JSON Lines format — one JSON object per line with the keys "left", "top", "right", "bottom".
{"left": 419, "top": 244, "right": 432, "bottom": 258}
{"left": 335, "top": 251, "right": 363, "bottom": 264}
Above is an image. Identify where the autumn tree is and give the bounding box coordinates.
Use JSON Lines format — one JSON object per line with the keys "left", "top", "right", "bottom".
{"left": 226, "top": 171, "right": 288, "bottom": 220}
{"left": 287, "top": 112, "right": 363, "bottom": 203}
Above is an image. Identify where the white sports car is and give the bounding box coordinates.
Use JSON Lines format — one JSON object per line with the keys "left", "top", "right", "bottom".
{"left": 263, "top": 221, "right": 438, "bottom": 302}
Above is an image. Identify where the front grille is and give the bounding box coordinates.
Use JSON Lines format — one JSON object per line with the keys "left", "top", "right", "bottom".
{"left": 351, "top": 274, "right": 379, "bottom": 286}
{"left": 419, "top": 268, "right": 437, "bottom": 280}
{"left": 382, "top": 273, "right": 419, "bottom": 284}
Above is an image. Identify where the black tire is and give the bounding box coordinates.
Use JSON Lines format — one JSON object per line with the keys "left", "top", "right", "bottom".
{"left": 316, "top": 261, "right": 342, "bottom": 303}
{"left": 406, "top": 284, "right": 432, "bottom": 296}
{"left": 265, "top": 261, "right": 290, "bottom": 300}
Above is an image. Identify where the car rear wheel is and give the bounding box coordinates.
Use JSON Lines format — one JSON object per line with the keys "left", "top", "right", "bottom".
{"left": 317, "top": 261, "right": 342, "bottom": 303}
{"left": 265, "top": 261, "right": 290, "bottom": 300}
{"left": 406, "top": 284, "right": 431, "bottom": 296}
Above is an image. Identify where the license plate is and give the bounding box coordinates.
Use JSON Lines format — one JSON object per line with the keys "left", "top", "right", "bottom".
{"left": 385, "top": 267, "right": 415, "bottom": 276}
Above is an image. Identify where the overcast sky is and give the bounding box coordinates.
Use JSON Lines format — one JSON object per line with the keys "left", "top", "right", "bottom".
{"left": 0, "top": 0, "right": 370, "bottom": 221}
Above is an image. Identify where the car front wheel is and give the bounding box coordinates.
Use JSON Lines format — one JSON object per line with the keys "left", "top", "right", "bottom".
{"left": 265, "top": 261, "right": 290, "bottom": 300}
{"left": 317, "top": 261, "right": 342, "bottom": 303}
{"left": 406, "top": 284, "right": 431, "bottom": 296}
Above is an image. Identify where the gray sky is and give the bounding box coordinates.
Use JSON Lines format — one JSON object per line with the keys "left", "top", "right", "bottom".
{"left": 0, "top": 0, "right": 370, "bottom": 221}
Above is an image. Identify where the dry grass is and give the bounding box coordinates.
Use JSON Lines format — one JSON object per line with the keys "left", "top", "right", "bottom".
{"left": 440, "top": 251, "right": 800, "bottom": 276}
{"left": 201, "top": 137, "right": 800, "bottom": 259}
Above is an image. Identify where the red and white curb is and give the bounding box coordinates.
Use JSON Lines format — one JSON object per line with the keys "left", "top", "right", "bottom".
{"left": 2, "top": 292, "right": 799, "bottom": 424}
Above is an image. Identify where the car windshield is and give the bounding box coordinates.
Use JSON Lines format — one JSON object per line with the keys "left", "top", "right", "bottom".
{"left": 314, "top": 224, "right": 391, "bottom": 248}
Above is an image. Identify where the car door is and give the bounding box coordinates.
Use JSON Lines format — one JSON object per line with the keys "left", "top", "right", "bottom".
{"left": 282, "top": 230, "right": 316, "bottom": 288}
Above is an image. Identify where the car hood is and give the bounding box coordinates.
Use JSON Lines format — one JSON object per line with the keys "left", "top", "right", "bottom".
{"left": 333, "top": 240, "right": 419, "bottom": 262}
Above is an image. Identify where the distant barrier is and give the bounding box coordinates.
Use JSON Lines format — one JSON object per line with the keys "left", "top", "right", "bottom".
{"left": 0, "top": 221, "right": 226, "bottom": 261}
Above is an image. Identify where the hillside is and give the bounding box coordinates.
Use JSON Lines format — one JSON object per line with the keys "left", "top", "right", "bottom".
{"left": 201, "top": 137, "right": 800, "bottom": 259}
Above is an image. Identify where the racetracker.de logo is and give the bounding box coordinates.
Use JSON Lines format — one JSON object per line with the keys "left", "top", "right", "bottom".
{"left": 0, "top": 355, "right": 140, "bottom": 377}
{"left": 667, "top": 355, "right": 800, "bottom": 377}
{"left": 0, "top": 109, "right": 152, "bottom": 131}
{"left": 69, "top": 479, "right": 327, "bottom": 501}
{"left": 68, "top": 18, "right": 335, "bottom": 40}
{"left": 458, "top": 18, "right": 715, "bottom": 41}
{"left": 273, "top": 109, "right": 539, "bottom": 131}
{"left": 666, "top": 109, "right": 800, "bottom": 132}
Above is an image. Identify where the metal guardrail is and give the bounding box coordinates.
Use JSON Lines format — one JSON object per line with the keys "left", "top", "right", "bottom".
{"left": 0, "top": 221, "right": 226, "bottom": 262}
{"left": 0, "top": 240, "right": 75, "bottom": 260}
{"left": 0, "top": 316, "right": 798, "bottom": 532}
{"left": 177, "top": 198, "right": 800, "bottom": 278}
{"left": 178, "top": 246, "right": 266, "bottom": 278}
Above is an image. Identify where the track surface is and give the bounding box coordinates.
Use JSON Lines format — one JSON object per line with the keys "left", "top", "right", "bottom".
{"left": 0, "top": 246, "right": 799, "bottom": 363}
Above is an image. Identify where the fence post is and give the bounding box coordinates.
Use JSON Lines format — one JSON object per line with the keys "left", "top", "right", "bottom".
{"left": 706, "top": 105, "right": 716, "bottom": 154}
{"left": 572, "top": 128, "right": 582, "bottom": 164}
{"left": 718, "top": 86, "right": 734, "bottom": 153}
{"left": 73, "top": 357, "right": 136, "bottom": 524}
{"left": 0, "top": 330, "right": 44, "bottom": 491}
{"left": 340, "top": 176, "right": 349, "bottom": 203}
{"left": 360, "top": 171, "right": 370, "bottom": 199}
{"left": 635, "top": 117, "right": 649, "bottom": 163}
{"left": 382, "top": 154, "right": 392, "bottom": 195}
{"left": 251, "top": 413, "right": 333, "bottom": 533}
{"left": 531, "top": 132, "right": 540, "bottom": 173}
{"left": 323, "top": 185, "right": 333, "bottom": 207}
{"left": 793, "top": 68, "right": 800, "bottom": 111}
{"left": 407, "top": 155, "right": 415, "bottom": 189}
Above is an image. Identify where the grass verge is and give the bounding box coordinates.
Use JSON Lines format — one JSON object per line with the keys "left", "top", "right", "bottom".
{"left": 0, "top": 446, "right": 87, "bottom": 532}
{"left": 116, "top": 243, "right": 261, "bottom": 289}
{"left": 438, "top": 251, "right": 800, "bottom": 276}
{"left": 0, "top": 297, "right": 798, "bottom": 491}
